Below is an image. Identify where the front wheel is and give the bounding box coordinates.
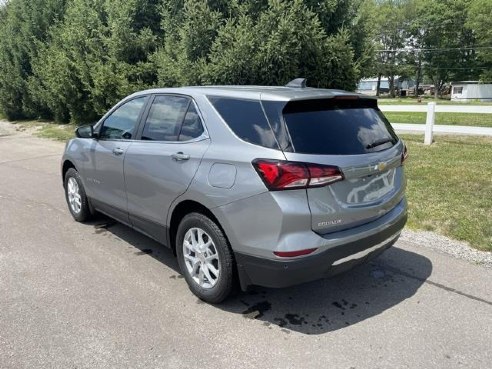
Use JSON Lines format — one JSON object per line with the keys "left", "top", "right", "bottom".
{"left": 64, "top": 168, "right": 92, "bottom": 222}
{"left": 176, "top": 213, "right": 236, "bottom": 303}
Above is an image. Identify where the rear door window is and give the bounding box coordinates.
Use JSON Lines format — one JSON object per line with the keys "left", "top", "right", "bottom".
{"left": 178, "top": 103, "right": 204, "bottom": 141}
{"left": 142, "top": 95, "right": 190, "bottom": 141}
{"left": 282, "top": 99, "right": 398, "bottom": 155}
{"left": 207, "top": 96, "right": 278, "bottom": 149}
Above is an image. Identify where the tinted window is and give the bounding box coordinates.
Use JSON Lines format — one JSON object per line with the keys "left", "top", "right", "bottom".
{"left": 100, "top": 97, "right": 146, "bottom": 140}
{"left": 142, "top": 95, "right": 190, "bottom": 141}
{"left": 262, "top": 101, "right": 294, "bottom": 152}
{"left": 283, "top": 99, "right": 398, "bottom": 155}
{"left": 208, "top": 96, "right": 278, "bottom": 149}
{"left": 178, "top": 103, "right": 204, "bottom": 141}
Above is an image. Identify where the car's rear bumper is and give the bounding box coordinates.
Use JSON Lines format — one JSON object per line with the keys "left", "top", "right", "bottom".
{"left": 234, "top": 207, "right": 406, "bottom": 290}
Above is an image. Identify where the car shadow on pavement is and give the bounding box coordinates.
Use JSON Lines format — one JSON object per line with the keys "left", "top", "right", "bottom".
{"left": 88, "top": 215, "right": 432, "bottom": 335}
{"left": 88, "top": 214, "right": 181, "bottom": 274}
{"left": 217, "top": 246, "right": 432, "bottom": 335}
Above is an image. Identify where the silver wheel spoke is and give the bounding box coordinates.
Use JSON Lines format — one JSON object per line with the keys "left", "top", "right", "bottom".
{"left": 205, "top": 254, "right": 217, "bottom": 262}
{"left": 184, "top": 253, "right": 196, "bottom": 263}
{"left": 198, "top": 267, "right": 204, "bottom": 285}
{"left": 206, "top": 262, "right": 219, "bottom": 277}
{"left": 203, "top": 239, "right": 213, "bottom": 249}
{"left": 190, "top": 230, "right": 198, "bottom": 248}
{"left": 196, "top": 229, "right": 206, "bottom": 250}
{"left": 202, "top": 263, "right": 214, "bottom": 282}
{"left": 184, "top": 240, "right": 194, "bottom": 253}
{"left": 191, "top": 260, "right": 200, "bottom": 276}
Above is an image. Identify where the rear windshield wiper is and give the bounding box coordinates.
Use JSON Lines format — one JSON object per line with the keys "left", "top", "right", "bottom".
{"left": 366, "top": 138, "right": 394, "bottom": 149}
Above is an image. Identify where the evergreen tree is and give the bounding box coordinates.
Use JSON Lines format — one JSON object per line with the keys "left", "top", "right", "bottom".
{"left": 154, "top": 0, "right": 358, "bottom": 89}
{"left": 30, "top": 0, "right": 159, "bottom": 123}
{"left": 0, "top": 0, "right": 67, "bottom": 119}
{"left": 154, "top": 0, "right": 222, "bottom": 86}
{"left": 0, "top": 0, "right": 383, "bottom": 122}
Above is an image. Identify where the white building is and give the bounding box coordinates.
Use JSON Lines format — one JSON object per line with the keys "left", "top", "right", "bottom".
{"left": 356, "top": 77, "right": 415, "bottom": 96}
{"left": 451, "top": 81, "right": 492, "bottom": 102}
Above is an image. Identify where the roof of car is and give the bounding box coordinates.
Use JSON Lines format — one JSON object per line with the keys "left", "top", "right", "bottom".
{"left": 133, "top": 85, "right": 374, "bottom": 102}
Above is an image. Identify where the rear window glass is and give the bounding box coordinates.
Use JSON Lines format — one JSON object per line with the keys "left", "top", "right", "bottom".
{"left": 283, "top": 99, "right": 398, "bottom": 155}
{"left": 207, "top": 96, "right": 278, "bottom": 149}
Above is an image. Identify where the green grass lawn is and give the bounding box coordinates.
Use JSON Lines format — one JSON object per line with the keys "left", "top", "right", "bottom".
{"left": 36, "top": 122, "right": 76, "bottom": 141}
{"left": 384, "top": 112, "right": 492, "bottom": 127}
{"left": 402, "top": 134, "right": 492, "bottom": 251}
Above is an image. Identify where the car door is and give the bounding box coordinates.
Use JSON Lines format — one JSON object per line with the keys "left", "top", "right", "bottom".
{"left": 84, "top": 95, "right": 148, "bottom": 223}
{"left": 124, "top": 94, "right": 210, "bottom": 244}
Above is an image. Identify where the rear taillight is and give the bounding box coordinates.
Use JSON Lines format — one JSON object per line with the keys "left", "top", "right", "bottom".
{"left": 401, "top": 144, "right": 408, "bottom": 164}
{"left": 252, "top": 159, "right": 343, "bottom": 191}
{"left": 307, "top": 165, "right": 343, "bottom": 187}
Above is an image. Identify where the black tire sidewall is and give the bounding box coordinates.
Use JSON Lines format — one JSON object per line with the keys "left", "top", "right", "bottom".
{"left": 64, "top": 168, "right": 91, "bottom": 222}
{"left": 176, "top": 213, "right": 235, "bottom": 304}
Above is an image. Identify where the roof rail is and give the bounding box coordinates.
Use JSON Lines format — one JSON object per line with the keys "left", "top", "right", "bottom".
{"left": 285, "top": 78, "right": 307, "bottom": 88}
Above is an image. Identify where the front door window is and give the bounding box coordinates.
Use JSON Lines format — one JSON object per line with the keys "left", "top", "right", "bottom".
{"left": 99, "top": 97, "right": 147, "bottom": 140}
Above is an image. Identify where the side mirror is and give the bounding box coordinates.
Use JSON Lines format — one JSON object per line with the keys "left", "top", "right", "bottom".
{"left": 75, "top": 125, "right": 96, "bottom": 139}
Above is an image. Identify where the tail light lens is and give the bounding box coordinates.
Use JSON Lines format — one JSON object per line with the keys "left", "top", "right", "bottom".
{"left": 252, "top": 159, "right": 343, "bottom": 191}
{"left": 401, "top": 144, "right": 408, "bottom": 164}
{"left": 307, "top": 165, "right": 344, "bottom": 187}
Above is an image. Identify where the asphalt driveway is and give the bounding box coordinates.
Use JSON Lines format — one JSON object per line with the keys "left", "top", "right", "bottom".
{"left": 1, "top": 122, "right": 491, "bottom": 368}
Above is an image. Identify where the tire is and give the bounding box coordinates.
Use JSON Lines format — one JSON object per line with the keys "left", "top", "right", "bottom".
{"left": 176, "top": 212, "right": 236, "bottom": 304}
{"left": 64, "top": 168, "right": 92, "bottom": 222}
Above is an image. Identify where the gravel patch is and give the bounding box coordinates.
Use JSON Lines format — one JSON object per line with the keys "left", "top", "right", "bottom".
{"left": 0, "top": 120, "right": 39, "bottom": 137}
{"left": 401, "top": 229, "right": 492, "bottom": 268}
{"left": 0, "top": 120, "right": 13, "bottom": 137}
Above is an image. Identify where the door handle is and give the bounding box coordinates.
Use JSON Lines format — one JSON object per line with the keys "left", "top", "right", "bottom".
{"left": 112, "top": 147, "right": 124, "bottom": 156}
{"left": 171, "top": 152, "right": 190, "bottom": 161}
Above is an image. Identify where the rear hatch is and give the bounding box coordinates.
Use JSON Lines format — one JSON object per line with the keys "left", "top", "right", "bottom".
{"left": 263, "top": 97, "right": 406, "bottom": 235}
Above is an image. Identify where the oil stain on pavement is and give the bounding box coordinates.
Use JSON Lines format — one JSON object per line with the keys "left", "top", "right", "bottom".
{"left": 230, "top": 249, "right": 432, "bottom": 335}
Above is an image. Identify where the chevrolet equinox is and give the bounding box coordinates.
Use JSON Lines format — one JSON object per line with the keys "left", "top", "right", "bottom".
{"left": 62, "top": 79, "right": 408, "bottom": 303}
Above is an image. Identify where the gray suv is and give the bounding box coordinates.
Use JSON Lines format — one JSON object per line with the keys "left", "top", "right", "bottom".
{"left": 62, "top": 80, "right": 408, "bottom": 303}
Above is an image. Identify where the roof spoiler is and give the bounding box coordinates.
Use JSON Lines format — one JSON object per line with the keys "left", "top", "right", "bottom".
{"left": 285, "top": 78, "right": 307, "bottom": 88}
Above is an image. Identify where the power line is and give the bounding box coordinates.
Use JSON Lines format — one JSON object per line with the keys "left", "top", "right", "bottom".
{"left": 426, "top": 67, "right": 490, "bottom": 70}
{"left": 377, "top": 46, "right": 492, "bottom": 52}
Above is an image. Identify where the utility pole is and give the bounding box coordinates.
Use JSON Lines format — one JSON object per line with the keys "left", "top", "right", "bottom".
{"left": 376, "top": 73, "right": 382, "bottom": 97}
{"left": 415, "top": 51, "right": 422, "bottom": 96}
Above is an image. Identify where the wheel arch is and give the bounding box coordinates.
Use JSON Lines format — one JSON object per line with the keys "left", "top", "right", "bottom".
{"left": 168, "top": 200, "right": 228, "bottom": 256}
{"left": 62, "top": 160, "right": 77, "bottom": 186}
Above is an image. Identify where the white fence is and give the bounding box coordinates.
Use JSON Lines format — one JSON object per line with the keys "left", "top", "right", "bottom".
{"left": 379, "top": 105, "right": 492, "bottom": 114}
{"left": 379, "top": 103, "right": 492, "bottom": 144}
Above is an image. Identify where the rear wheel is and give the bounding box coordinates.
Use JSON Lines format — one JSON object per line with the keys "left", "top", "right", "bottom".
{"left": 176, "top": 212, "right": 235, "bottom": 303}
{"left": 64, "top": 168, "right": 92, "bottom": 222}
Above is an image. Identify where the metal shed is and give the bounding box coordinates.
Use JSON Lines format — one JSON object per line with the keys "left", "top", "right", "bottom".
{"left": 450, "top": 81, "right": 492, "bottom": 102}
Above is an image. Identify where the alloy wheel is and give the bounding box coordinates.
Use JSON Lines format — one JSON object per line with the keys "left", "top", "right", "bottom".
{"left": 182, "top": 227, "right": 220, "bottom": 289}
{"left": 67, "top": 177, "right": 82, "bottom": 214}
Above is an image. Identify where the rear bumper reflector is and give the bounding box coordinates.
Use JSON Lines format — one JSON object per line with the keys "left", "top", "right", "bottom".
{"left": 273, "top": 248, "right": 318, "bottom": 258}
